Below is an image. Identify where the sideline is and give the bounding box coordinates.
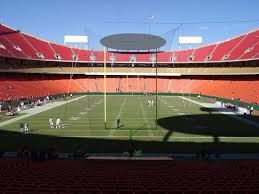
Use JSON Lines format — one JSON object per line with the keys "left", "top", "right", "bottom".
{"left": 179, "top": 96, "right": 259, "bottom": 128}
{"left": 0, "top": 96, "right": 86, "bottom": 127}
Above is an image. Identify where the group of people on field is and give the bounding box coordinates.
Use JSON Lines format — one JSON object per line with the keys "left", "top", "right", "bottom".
{"left": 49, "top": 117, "right": 62, "bottom": 128}
{"left": 20, "top": 117, "right": 62, "bottom": 134}
{"left": 20, "top": 122, "right": 29, "bottom": 134}
{"left": 147, "top": 100, "right": 154, "bottom": 107}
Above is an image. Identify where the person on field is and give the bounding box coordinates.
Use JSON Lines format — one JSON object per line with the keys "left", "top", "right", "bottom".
{"left": 24, "top": 122, "right": 29, "bottom": 134}
{"left": 49, "top": 117, "right": 54, "bottom": 128}
{"left": 250, "top": 106, "right": 254, "bottom": 115}
{"left": 20, "top": 122, "right": 24, "bottom": 133}
{"left": 116, "top": 116, "right": 120, "bottom": 128}
{"left": 56, "top": 117, "right": 61, "bottom": 128}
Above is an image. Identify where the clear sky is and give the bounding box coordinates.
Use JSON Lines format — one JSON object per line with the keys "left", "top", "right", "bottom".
{"left": 1, "top": 0, "right": 259, "bottom": 50}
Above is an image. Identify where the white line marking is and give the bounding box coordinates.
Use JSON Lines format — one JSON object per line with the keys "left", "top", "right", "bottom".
{"left": 78, "top": 112, "right": 88, "bottom": 115}
{"left": 0, "top": 96, "right": 86, "bottom": 127}
{"left": 69, "top": 117, "right": 80, "bottom": 121}
{"left": 179, "top": 96, "right": 259, "bottom": 128}
{"left": 140, "top": 96, "right": 153, "bottom": 136}
{"left": 109, "top": 96, "right": 127, "bottom": 136}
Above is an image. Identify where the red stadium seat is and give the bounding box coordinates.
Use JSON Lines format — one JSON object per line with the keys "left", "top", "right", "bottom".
{"left": 0, "top": 24, "right": 259, "bottom": 62}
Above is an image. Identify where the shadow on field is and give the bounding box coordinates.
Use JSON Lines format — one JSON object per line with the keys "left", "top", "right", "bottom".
{"left": 1, "top": 125, "right": 259, "bottom": 154}
{"left": 157, "top": 114, "right": 259, "bottom": 142}
{"left": 200, "top": 107, "right": 239, "bottom": 113}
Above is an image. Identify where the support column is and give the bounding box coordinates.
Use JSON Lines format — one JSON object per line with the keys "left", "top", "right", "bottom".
{"left": 155, "top": 48, "right": 158, "bottom": 130}
{"left": 104, "top": 47, "right": 107, "bottom": 129}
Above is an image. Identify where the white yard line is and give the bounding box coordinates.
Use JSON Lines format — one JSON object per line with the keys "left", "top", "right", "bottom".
{"left": 0, "top": 96, "right": 86, "bottom": 127}
{"left": 3, "top": 124, "right": 155, "bottom": 127}
{"left": 160, "top": 97, "right": 178, "bottom": 111}
{"left": 139, "top": 97, "right": 153, "bottom": 136}
{"left": 69, "top": 136, "right": 259, "bottom": 139}
{"left": 109, "top": 96, "right": 127, "bottom": 136}
{"left": 179, "top": 96, "right": 259, "bottom": 128}
{"left": 80, "top": 98, "right": 103, "bottom": 118}
{"left": 1, "top": 129, "right": 259, "bottom": 141}
{"left": 25, "top": 135, "right": 259, "bottom": 142}
{"left": 23, "top": 117, "right": 156, "bottom": 120}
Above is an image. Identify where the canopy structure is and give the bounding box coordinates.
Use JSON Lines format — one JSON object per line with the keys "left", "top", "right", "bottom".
{"left": 100, "top": 33, "right": 166, "bottom": 51}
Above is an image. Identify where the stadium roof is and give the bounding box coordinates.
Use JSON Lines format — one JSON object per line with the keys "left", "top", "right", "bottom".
{"left": 100, "top": 33, "right": 166, "bottom": 51}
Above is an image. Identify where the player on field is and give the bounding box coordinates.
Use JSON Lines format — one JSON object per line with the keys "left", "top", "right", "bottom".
{"left": 250, "top": 106, "right": 254, "bottom": 115}
{"left": 20, "top": 122, "right": 24, "bottom": 133}
{"left": 56, "top": 117, "right": 61, "bottom": 128}
{"left": 49, "top": 117, "right": 54, "bottom": 128}
{"left": 24, "top": 122, "right": 29, "bottom": 134}
{"left": 116, "top": 116, "right": 121, "bottom": 128}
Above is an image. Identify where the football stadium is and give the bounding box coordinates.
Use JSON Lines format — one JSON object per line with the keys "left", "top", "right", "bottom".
{"left": 1, "top": 0, "right": 259, "bottom": 193}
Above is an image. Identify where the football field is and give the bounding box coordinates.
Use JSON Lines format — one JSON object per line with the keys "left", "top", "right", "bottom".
{"left": 0, "top": 95, "right": 259, "bottom": 153}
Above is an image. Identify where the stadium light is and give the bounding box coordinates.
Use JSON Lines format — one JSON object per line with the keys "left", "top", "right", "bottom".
{"left": 64, "top": 35, "right": 88, "bottom": 49}
{"left": 178, "top": 36, "right": 203, "bottom": 49}
{"left": 179, "top": 36, "right": 203, "bottom": 44}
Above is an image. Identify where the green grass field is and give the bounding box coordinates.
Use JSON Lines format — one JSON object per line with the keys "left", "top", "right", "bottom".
{"left": 0, "top": 95, "right": 259, "bottom": 154}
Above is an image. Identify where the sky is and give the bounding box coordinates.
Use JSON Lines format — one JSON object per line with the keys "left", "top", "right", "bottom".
{"left": 1, "top": 0, "right": 259, "bottom": 51}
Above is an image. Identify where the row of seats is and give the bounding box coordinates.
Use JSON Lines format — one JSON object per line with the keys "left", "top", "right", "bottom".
{"left": 0, "top": 74, "right": 83, "bottom": 100}
{"left": 0, "top": 24, "right": 258, "bottom": 62}
{"left": 0, "top": 158, "right": 259, "bottom": 193}
{"left": 0, "top": 73, "right": 258, "bottom": 104}
{"left": 7, "top": 66, "right": 259, "bottom": 75}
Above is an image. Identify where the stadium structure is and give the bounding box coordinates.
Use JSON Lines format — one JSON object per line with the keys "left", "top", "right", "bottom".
{"left": 0, "top": 24, "right": 258, "bottom": 102}
{"left": 1, "top": 23, "right": 259, "bottom": 193}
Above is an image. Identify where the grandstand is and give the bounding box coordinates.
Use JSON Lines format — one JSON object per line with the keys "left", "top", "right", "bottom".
{"left": 0, "top": 24, "right": 258, "bottom": 62}
{"left": 0, "top": 24, "right": 258, "bottom": 101}
{"left": 1, "top": 158, "right": 259, "bottom": 193}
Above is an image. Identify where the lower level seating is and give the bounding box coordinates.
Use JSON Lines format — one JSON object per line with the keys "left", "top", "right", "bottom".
{"left": 0, "top": 158, "right": 259, "bottom": 193}
{"left": 0, "top": 73, "right": 258, "bottom": 104}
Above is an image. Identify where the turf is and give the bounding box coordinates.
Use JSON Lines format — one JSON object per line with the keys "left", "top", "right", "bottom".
{"left": 0, "top": 95, "right": 259, "bottom": 153}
